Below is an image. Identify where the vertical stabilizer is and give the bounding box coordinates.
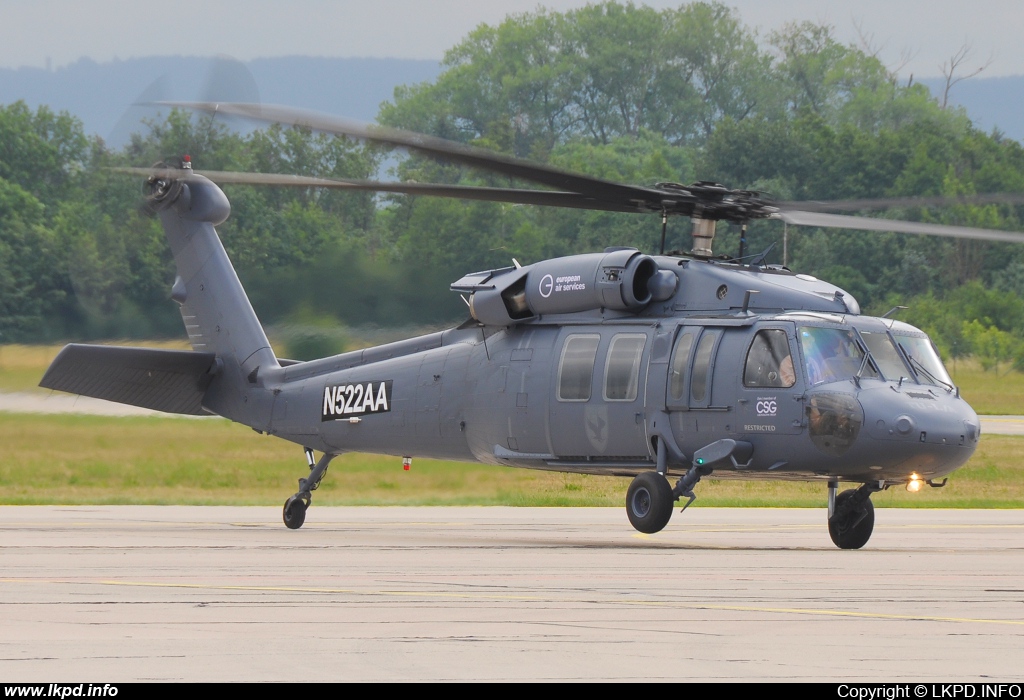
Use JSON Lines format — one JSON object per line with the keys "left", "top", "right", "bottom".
{"left": 153, "top": 172, "right": 277, "bottom": 424}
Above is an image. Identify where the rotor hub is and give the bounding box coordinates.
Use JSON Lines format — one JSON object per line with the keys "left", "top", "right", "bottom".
{"left": 143, "top": 160, "right": 185, "bottom": 213}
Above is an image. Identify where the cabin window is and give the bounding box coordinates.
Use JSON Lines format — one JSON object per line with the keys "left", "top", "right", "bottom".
{"left": 744, "top": 329, "right": 796, "bottom": 388}
{"left": 604, "top": 334, "right": 646, "bottom": 401}
{"left": 690, "top": 332, "right": 717, "bottom": 402}
{"left": 557, "top": 334, "right": 600, "bottom": 401}
{"left": 669, "top": 331, "right": 696, "bottom": 401}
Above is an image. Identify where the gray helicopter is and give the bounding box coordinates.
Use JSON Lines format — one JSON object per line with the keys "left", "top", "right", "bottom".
{"left": 40, "top": 103, "right": 1024, "bottom": 549}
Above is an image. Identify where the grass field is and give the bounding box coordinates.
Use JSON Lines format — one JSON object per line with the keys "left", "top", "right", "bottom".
{"left": 949, "top": 360, "right": 1024, "bottom": 415}
{"left": 0, "top": 413, "right": 1021, "bottom": 507}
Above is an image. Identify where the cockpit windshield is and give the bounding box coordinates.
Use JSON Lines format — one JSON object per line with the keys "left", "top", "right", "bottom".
{"left": 798, "top": 326, "right": 877, "bottom": 386}
{"left": 859, "top": 330, "right": 910, "bottom": 381}
{"left": 894, "top": 333, "right": 954, "bottom": 388}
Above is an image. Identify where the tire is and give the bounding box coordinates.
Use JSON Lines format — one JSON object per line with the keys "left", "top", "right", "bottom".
{"left": 626, "top": 472, "right": 674, "bottom": 534}
{"left": 283, "top": 496, "right": 307, "bottom": 530}
{"left": 828, "top": 489, "right": 874, "bottom": 549}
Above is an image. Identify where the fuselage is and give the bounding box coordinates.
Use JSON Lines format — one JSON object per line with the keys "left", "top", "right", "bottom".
{"left": 252, "top": 256, "right": 979, "bottom": 488}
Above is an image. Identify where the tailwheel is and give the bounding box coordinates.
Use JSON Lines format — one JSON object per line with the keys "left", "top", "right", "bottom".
{"left": 827, "top": 487, "right": 876, "bottom": 549}
{"left": 626, "top": 472, "right": 674, "bottom": 534}
{"left": 282, "top": 450, "right": 336, "bottom": 530}
{"left": 283, "top": 495, "right": 309, "bottom": 530}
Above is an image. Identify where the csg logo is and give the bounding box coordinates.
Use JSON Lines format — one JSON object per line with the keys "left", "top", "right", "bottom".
{"left": 756, "top": 397, "right": 777, "bottom": 417}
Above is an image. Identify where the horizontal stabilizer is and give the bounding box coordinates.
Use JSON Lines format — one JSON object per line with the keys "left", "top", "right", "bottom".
{"left": 39, "top": 345, "right": 219, "bottom": 416}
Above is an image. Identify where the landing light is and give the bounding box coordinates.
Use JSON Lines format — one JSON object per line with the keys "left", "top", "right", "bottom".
{"left": 906, "top": 474, "right": 923, "bottom": 493}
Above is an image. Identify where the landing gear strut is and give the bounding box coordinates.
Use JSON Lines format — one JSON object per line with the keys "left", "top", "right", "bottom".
{"left": 827, "top": 480, "right": 883, "bottom": 549}
{"left": 671, "top": 462, "right": 713, "bottom": 512}
{"left": 283, "top": 448, "right": 336, "bottom": 530}
{"left": 625, "top": 439, "right": 753, "bottom": 535}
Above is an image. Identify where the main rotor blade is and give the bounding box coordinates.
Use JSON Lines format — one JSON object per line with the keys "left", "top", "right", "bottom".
{"left": 288, "top": 180, "right": 645, "bottom": 212}
{"left": 158, "top": 101, "right": 674, "bottom": 209}
{"left": 111, "top": 166, "right": 376, "bottom": 187}
{"left": 778, "top": 210, "right": 1024, "bottom": 244}
{"left": 107, "top": 167, "right": 646, "bottom": 213}
{"left": 781, "top": 192, "right": 1024, "bottom": 213}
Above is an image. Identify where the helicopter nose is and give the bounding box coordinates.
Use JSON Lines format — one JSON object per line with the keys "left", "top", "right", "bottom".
{"left": 861, "top": 385, "right": 980, "bottom": 476}
{"left": 865, "top": 391, "right": 979, "bottom": 446}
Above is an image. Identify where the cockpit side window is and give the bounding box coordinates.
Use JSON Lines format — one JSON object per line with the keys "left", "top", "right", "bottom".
{"left": 744, "top": 329, "right": 796, "bottom": 388}
{"left": 799, "top": 326, "right": 877, "bottom": 386}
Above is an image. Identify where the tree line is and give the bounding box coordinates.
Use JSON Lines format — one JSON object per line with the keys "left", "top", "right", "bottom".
{"left": 2, "top": 1, "right": 1024, "bottom": 369}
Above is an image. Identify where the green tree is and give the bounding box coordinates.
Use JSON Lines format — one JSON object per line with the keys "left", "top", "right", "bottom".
{"left": 0, "top": 177, "right": 63, "bottom": 339}
{"left": 961, "top": 319, "right": 1019, "bottom": 372}
{"left": 379, "top": 2, "right": 771, "bottom": 149}
{"left": 0, "top": 101, "right": 88, "bottom": 207}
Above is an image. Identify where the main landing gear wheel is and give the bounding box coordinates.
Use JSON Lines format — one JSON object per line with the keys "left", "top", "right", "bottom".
{"left": 626, "top": 472, "right": 674, "bottom": 534}
{"left": 283, "top": 495, "right": 308, "bottom": 530}
{"left": 828, "top": 489, "right": 875, "bottom": 549}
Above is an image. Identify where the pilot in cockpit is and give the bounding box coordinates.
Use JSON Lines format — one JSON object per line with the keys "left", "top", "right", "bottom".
{"left": 800, "top": 328, "right": 861, "bottom": 386}
{"left": 779, "top": 352, "right": 795, "bottom": 386}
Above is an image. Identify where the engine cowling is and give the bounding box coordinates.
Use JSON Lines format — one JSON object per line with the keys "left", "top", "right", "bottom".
{"left": 462, "top": 249, "right": 677, "bottom": 327}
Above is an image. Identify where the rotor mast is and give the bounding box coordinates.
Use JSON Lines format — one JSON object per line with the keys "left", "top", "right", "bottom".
{"left": 690, "top": 217, "right": 717, "bottom": 257}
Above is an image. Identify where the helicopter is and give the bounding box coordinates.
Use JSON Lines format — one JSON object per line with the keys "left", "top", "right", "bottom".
{"left": 38, "top": 102, "right": 1024, "bottom": 549}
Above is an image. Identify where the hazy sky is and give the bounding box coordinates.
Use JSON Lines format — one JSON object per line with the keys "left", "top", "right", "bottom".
{"left": 1, "top": 0, "right": 1018, "bottom": 78}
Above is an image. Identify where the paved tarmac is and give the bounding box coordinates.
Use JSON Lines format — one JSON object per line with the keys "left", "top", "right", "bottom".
{"left": 982, "top": 416, "right": 1024, "bottom": 435}
{"left": 0, "top": 506, "right": 1022, "bottom": 682}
